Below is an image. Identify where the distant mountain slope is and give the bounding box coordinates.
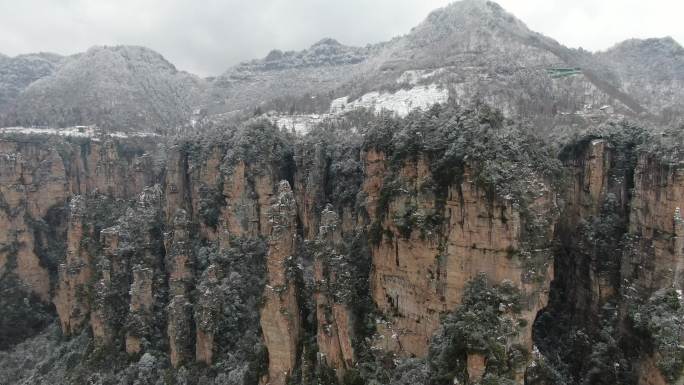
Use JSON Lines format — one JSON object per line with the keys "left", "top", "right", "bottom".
{"left": 0, "top": 52, "right": 63, "bottom": 118}
{"left": 206, "top": 38, "right": 383, "bottom": 115}
{"left": 1, "top": 0, "right": 682, "bottom": 134}
{"left": 597, "top": 37, "right": 684, "bottom": 123}
{"left": 208, "top": 0, "right": 673, "bottom": 134}
{"left": 12, "top": 46, "right": 205, "bottom": 132}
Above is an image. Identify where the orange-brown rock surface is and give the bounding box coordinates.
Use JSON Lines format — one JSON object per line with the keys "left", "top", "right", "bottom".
{"left": 2, "top": 128, "right": 683, "bottom": 385}
{"left": 195, "top": 264, "right": 221, "bottom": 364}
{"left": 260, "top": 181, "right": 301, "bottom": 385}
{"left": 166, "top": 209, "right": 195, "bottom": 367}
{"left": 313, "top": 207, "right": 355, "bottom": 377}
{"left": 627, "top": 153, "right": 684, "bottom": 291}
{"left": 370, "top": 154, "right": 555, "bottom": 357}
{"left": 54, "top": 196, "right": 92, "bottom": 336}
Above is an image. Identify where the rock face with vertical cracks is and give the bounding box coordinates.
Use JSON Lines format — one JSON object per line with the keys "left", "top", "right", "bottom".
{"left": 166, "top": 209, "right": 195, "bottom": 367}
{"left": 1, "top": 120, "right": 683, "bottom": 385}
{"left": 313, "top": 206, "right": 355, "bottom": 377}
{"left": 54, "top": 196, "right": 92, "bottom": 336}
{"left": 535, "top": 135, "right": 684, "bottom": 385}
{"left": 260, "top": 181, "right": 301, "bottom": 385}
{"left": 369, "top": 154, "right": 556, "bottom": 359}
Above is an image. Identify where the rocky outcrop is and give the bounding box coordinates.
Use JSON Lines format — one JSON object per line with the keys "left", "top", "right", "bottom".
{"left": 535, "top": 136, "right": 684, "bottom": 385}
{"left": 467, "top": 353, "right": 487, "bottom": 383}
{"left": 125, "top": 266, "right": 154, "bottom": 354}
{"left": 370, "top": 154, "right": 555, "bottom": 358}
{"left": 624, "top": 155, "right": 684, "bottom": 385}
{"left": 90, "top": 226, "right": 123, "bottom": 347}
{"left": 220, "top": 161, "right": 260, "bottom": 238}
{"left": 0, "top": 140, "right": 68, "bottom": 301}
{"left": 2, "top": 122, "right": 684, "bottom": 385}
{"left": 219, "top": 160, "right": 276, "bottom": 240}
{"left": 54, "top": 196, "right": 92, "bottom": 336}
{"left": 552, "top": 139, "right": 620, "bottom": 325}
{"left": 165, "top": 146, "right": 190, "bottom": 223}
{"left": 313, "top": 206, "right": 355, "bottom": 377}
{"left": 293, "top": 142, "right": 327, "bottom": 239}
{"left": 194, "top": 264, "right": 221, "bottom": 365}
{"left": 627, "top": 153, "right": 684, "bottom": 292}
{"left": 260, "top": 181, "right": 301, "bottom": 385}
{"left": 166, "top": 209, "right": 195, "bottom": 367}
{"left": 0, "top": 137, "right": 157, "bottom": 304}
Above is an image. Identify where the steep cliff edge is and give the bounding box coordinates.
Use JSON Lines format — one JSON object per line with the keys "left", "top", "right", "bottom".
{"left": 0, "top": 108, "right": 683, "bottom": 385}
{"left": 533, "top": 126, "right": 684, "bottom": 385}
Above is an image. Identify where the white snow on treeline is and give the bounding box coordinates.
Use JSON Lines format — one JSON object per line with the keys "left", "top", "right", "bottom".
{"left": 331, "top": 84, "right": 449, "bottom": 117}
{"left": 0, "top": 125, "right": 160, "bottom": 139}
{"left": 270, "top": 84, "right": 449, "bottom": 134}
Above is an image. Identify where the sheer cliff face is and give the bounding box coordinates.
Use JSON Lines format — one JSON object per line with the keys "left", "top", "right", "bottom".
{"left": 0, "top": 117, "right": 683, "bottom": 385}
{"left": 533, "top": 136, "right": 684, "bottom": 385}
{"left": 628, "top": 154, "right": 684, "bottom": 291}
{"left": 0, "top": 138, "right": 157, "bottom": 304}
{"left": 259, "top": 181, "right": 300, "bottom": 385}
{"left": 626, "top": 155, "right": 684, "bottom": 385}
{"left": 366, "top": 153, "right": 555, "bottom": 357}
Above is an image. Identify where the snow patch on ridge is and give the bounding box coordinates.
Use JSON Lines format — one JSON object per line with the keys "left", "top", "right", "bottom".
{"left": 331, "top": 84, "right": 449, "bottom": 117}
{"left": 0, "top": 125, "right": 160, "bottom": 140}
{"left": 269, "top": 84, "right": 449, "bottom": 134}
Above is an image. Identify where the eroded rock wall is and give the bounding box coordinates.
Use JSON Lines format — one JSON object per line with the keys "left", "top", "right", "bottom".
{"left": 260, "top": 181, "right": 301, "bottom": 385}
{"left": 3, "top": 129, "right": 683, "bottom": 385}
{"left": 369, "top": 153, "right": 556, "bottom": 359}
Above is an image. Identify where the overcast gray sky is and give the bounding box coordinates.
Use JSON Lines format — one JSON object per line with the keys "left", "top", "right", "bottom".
{"left": 1, "top": 0, "right": 682, "bottom": 76}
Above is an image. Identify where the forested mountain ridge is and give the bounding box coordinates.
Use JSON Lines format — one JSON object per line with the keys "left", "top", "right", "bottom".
{"left": 1, "top": 0, "right": 682, "bottom": 134}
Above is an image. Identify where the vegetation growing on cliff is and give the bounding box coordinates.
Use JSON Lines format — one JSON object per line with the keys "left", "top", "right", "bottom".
{"left": 533, "top": 123, "right": 684, "bottom": 385}
{"left": 364, "top": 103, "right": 563, "bottom": 208}
{"left": 3, "top": 100, "right": 684, "bottom": 385}
{"left": 294, "top": 122, "right": 365, "bottom": 212}
{"left": 221, "top": 119, "right": 295, "bottom": 176}
{"left": 429, "top": 273, "right": 527, "bottom": 385}
{"left": 194, "top": 236, "right": 269, "bottom": 384}
{"left": 362, "top": 102, "right": 563, "bottom": 247}
{"left": 0, "top": 272, "right": 54, "bottom": 350}
{"left": 630, "top": 289, "right": 684, "bottom": 383}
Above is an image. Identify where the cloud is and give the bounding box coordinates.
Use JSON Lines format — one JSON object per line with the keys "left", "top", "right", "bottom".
{"left": 496, "top": 0, "right": 684, "bottom": 51}
{"left": 0, "top": 0, "right": 682, "bottom": 76}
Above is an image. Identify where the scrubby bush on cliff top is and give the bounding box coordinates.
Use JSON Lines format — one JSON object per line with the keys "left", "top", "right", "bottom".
{"left": 428, "top": 273, "right": 527, "bottom": 385}
{"left": 560, "top": 120, "right": 684, "bottom": 166}
{"left": 362, "top": 102, "right": 564, "bottom": 210}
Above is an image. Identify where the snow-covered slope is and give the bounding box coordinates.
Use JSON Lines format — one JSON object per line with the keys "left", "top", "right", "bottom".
{"left": 331, "top": 84, "right": 448, "bottom": 117}
{"left": 12, "top": 46, "right": 205, "bottom": 132}
{"left": 269, "top": 84, "right": 449, "bottom": 134}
